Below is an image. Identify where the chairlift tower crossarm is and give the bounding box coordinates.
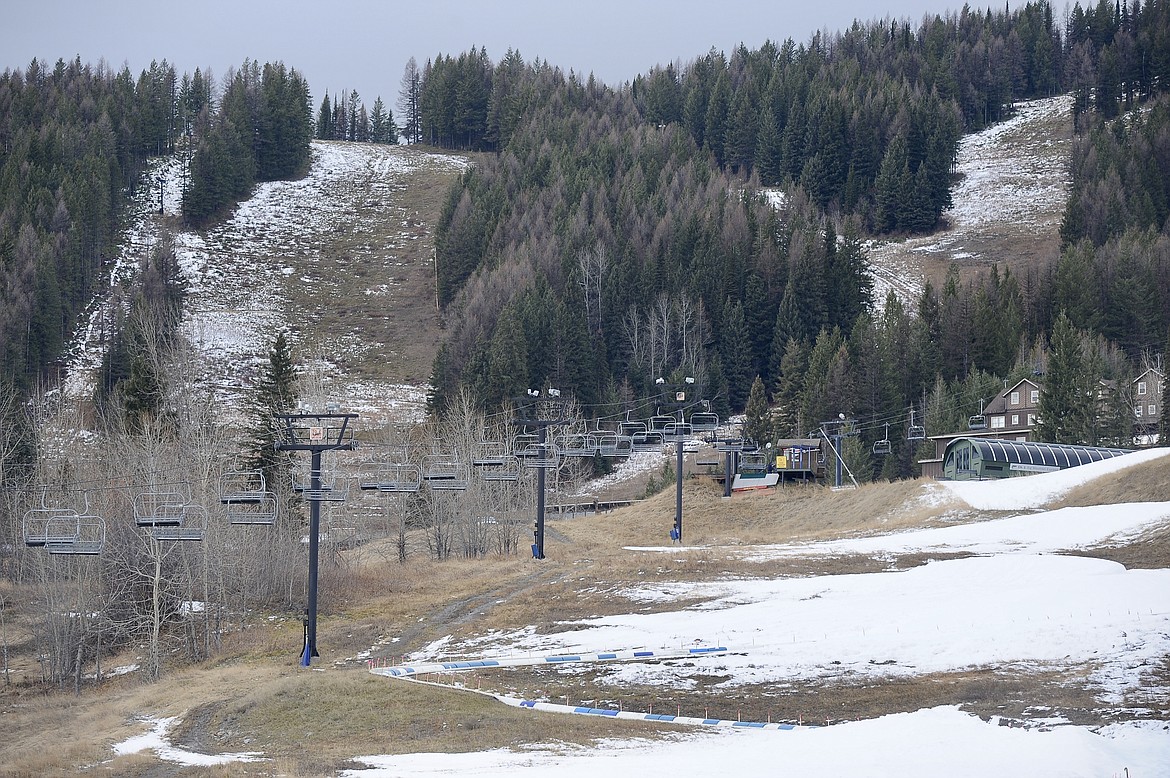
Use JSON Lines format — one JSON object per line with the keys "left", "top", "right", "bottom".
{"left": 819, "top": 417, "right": 860, "bottom": 489}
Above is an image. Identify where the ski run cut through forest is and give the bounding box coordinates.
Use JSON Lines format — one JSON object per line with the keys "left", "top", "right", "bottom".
{"left": 60, "top": 93, "right": 1075, "bottom": 418}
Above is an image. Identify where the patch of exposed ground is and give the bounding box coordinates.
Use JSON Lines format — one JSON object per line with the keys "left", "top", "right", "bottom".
{"left": 176, "top": 141, "right": 470, "bottom": 427}
{"left": 451, "top": 665, "right": 1110, "bottom": 729}
{"left": 868, "top": 94, "right": 1074, "bottom": 308}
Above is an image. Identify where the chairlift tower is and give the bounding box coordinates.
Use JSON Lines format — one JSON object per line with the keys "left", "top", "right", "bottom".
{"left": 274, "top": 407, "right": 358, "bottom": 666}
{"left": 512, "top": 389, "right": 567, "bottom": 560}
{"left": 820, "top": 414, "right": 860, "bottom": 489}
{"left": 656, "top": 376, "right": 696, "bottom": 544}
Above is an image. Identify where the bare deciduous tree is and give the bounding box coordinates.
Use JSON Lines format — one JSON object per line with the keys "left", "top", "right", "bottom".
{"left": 578, "top": 243, "right": 609, "bottom": 336}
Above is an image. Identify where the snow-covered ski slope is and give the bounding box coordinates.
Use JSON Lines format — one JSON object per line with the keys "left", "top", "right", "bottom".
{"left": 353, "top": 449, "right": 1170, "bottom": 777}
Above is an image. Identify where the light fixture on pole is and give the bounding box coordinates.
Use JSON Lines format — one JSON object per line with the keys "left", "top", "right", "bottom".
{"left": 659, "top": 377, "right": 696, "bottom": 544}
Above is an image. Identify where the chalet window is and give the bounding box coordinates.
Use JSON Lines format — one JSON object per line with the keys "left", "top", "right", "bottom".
{"left": 1011, "top": 414, "right": 1020, "bottom": 426}
{"left": 1010, "top": 391, "right": 1020, "bottom": 405}
{"left": 991, "top": 416, "right": 1006, "bottom": 429}
{"left": 1138, "top": 381, "right": 1147, "bottom": 396}
{"left": 1136, "top": 406, "right": 1143, "bottom": 417}
{"left": 1030, "top": 390, "right": 1039, "bottom": 404}
{"left": 1150, "top": 405, "right": 1157, "bottom": 416}
{"left": 1027, "top": 413, "right": 1036, "bottom": 426}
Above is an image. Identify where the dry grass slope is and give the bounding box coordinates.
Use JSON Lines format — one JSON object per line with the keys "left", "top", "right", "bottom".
{"left": 2, "top": 460, "right": 1167, "bottom": 774}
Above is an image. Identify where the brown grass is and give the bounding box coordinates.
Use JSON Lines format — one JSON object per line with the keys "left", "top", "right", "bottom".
{"left": 1054, "top": 454, "right": 1170, "bottom": 569}
{"left": 173, "top": 671, "right": 668, "bottom": 770}
{"left": 1054, "top": 453, "right": 1170, "bottom": 508}
{"left": 277, "top": 144, "right": 474, "bottom": 385}
{"left": 472, "top": 664, "right": 1104, "bottom": 728}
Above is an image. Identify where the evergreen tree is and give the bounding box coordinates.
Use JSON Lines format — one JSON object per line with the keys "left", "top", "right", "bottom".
{"left": 370, "top": 96, "right": 396, "bottom": 143}
{"left": 773, "top": 337, "right": 808, "bottom": 437}
{"left": 317, "top": 92, "right": 333, "bottom": 140}
{"left": 873, "top": 134, "right": 911, "bottom": 233}
{"left": 348, "top": 89, "right": 361, "bottom": 141}
{"left": 642, "top": 64, "right": 683, "bottom": 126}
{"left": 1097, "top": 360, "right": 1135, "bottom": 446}
{"left": 485, "top": 306, "right": 529, "bottom": 410}
{"left": 743, "top": 375, "right": 772, "bottom": 446}
{"left": 250, "top": 331, "right": 299, "bottom": 485}
{"left": 398, "top": 57, "right": 422, "bottom": 144}
{"left": 801, "top": 327, "right": 845, "bottom": 429}
{"left": 754, "top": 87, "right": 785, "bottom": 185}
{"left": 721, "top": 300, "right": 753, "bottom": 410}
{"left": 356, "top": 105, "right": 370, "bottom": 142}
{"left": 703, "top": 72, "right": 731, "bottom": 166}
{"left": 122, "top": 351, "right": 164, "bottom": 431}
{"left": 839, "top": 431, "right": 874, "bottom": 484}
{"left": 485, "top": 48, "right": 526, "bottom": 150}
{"left": 1036, "top": 312, "right": 1097, "bottom": 444}
{"left": 770, "top": 287, "right": 801, "bottom": 363}
{"left": 824, "top": 220, "right": 873, "bottom": 334}
{"left": 723, "top": 80, "right": 759, "bottom": 174}
{"left": 743, "top": 275, "right": 772, "bottom": 380}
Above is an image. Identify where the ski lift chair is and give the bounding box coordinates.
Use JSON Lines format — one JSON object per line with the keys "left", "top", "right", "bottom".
{"left": 968, "top": 399, "right": 987, "bottom": 430}
{"left": 471, "top": 440, "right": 509, "bottom": 468}
{"left": 422, "top": 455, "right": 469, "bottom": 490}
{"left": 47, "top": 512, "right": 107, "bottom": 555}
{"left": 133, "top": 486, "right": 191, "bottom": 526}
{"left": 690, "top": 411, "right": 720, "bottom": 432}
{"left": 630, "top": 430, "right": 665, "bottom": 452}
{"left": 150, "top": 504, "right": 207, "bottom": 541}
{"left": 359, "top": 462, "right": 422, "bottom": 493}
{"left": 221, "top": 471, "right": 278, "bottom": 525}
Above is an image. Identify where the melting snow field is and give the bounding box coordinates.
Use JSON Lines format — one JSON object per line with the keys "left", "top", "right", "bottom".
{"left": 867, "top": 94, "right": 1073, "bottom": 309}
{"left": 338, "top": 450, "right": 1170, "bottom": 778}
{"left": 341, "top": 712, "right": 1170, "bottom": 778}
{"left": 174, "top": 141, "right": 465, "bottom": 424}
{"left": 112, "top": 717, "right": 264, "bottom": 767}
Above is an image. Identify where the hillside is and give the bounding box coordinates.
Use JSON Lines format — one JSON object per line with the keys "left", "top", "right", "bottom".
{"left": 56, "top": 140, "right": 470, "bottom": 430}
{"left": 176, "top": 141, "right": 469, "bottom": 426}
{"left": 53, "top": 94, "right": 1075, "bottom": 431}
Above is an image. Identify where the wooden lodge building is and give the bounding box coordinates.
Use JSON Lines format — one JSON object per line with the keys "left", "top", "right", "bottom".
{"left": 918, "top": 370, "right": 1162, "bottom": 480}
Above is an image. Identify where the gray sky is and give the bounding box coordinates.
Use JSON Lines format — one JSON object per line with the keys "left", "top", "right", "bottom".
{"left": 4, "top": 0, "right": 1014, "bottom": 110}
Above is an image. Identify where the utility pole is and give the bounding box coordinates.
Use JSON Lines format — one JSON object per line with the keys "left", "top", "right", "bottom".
{"left": 275, "top": 408, "right": 357, "bottom": 666}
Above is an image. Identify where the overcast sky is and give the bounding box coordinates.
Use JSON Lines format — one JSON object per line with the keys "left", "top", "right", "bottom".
{"left": 4, "top": 0, "right": 1021, "bottom": 109}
